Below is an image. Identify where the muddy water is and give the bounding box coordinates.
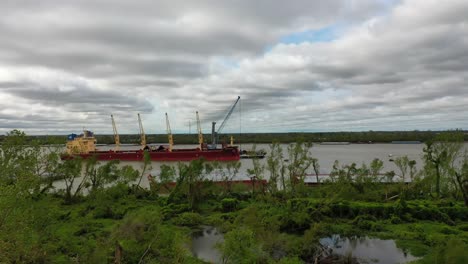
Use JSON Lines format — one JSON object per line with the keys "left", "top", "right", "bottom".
{"left": 112, "top": 143, "right": 427, "bottom": 177}
{"left": 53, "top": 143, "right": 431, "bottom": 190}
{"left": 101, "top": 142, "right": 427, "bottom": 177}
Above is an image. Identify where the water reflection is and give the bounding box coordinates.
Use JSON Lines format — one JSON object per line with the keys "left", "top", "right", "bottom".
{"left": 191, "top": 226, "right": 224, "bottom": 264}
{"left": 320, "top": 235, "right": 418, "bottom": 264}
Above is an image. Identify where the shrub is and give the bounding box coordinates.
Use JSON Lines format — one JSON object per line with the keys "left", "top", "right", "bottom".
{"left": 162, "top": 203, "right": 191, "bottom": 219}
{"left": 89, "top": 186, "right": 132, "bottom": 219}
{"left": 219, "top": 228, "right": 267, "bottom": 264}
{"left": 104, "top": 183, "right": 130, "bottom": 200}
{"left": 172, "top": 212, "right": 203, "bottom": 227}
{"left": 440, "top": 227, "right": 459, "bottom": 235}
{"left": 394, "top": 199, "right": 408, "bottom": 217}
{"left": 402, "top": 212, "right": 415, "bottom": 222}
{"left": 440, "top": 213, "right": 456, "bottom": 226}
{"left": 221, "top": 198, "right": 239, "bottom": 212}
{"left": 370, "top": 222, "right": 384, "bottom": 232}
{"left": 390, "top": 215, "right": 402, "bottom": 224}
{"left": 441, "top": 206, "right": 468, "bottom": 221}
{"left": 432, "top": 239, "right": 468, "bottom": 264}
{"left": 112, "top": 208, "right": 188, "bottom": 263}
{"left": 457, "top": 224, "right": 468, "bottom": 232}
{"left": 352, "top": 215, "right": 377, "bottom": 231}
{"left": 330, "top": 202, "right": 352, "bottom": 218}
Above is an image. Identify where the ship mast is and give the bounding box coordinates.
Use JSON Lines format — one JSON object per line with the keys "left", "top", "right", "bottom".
{"left": 196, "top": 111, "right": 203, "bottom": 149}
{"left": 138, "top": 113, "right": 146, "bottom": 148}
{"left": 111, "top": 114, "right": 120, "bottom": 151}
{"left": 165, "top": 113, "right": 173, "bottom": 152}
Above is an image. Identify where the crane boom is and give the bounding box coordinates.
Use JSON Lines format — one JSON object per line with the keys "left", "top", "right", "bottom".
{"left": 138, "top": 113, "right": 146, "bottom": 148}
{"left": 217, "top": 96, "right": 240, "bottom": 134}
{"left": 196, "top": 111, "right": 203, "bottom": 149}
{"left": 111, "top": 114, "right": 120, "bottom": 151}
{"left": 165, "top": 113, "right": 174, "bottom": 152}
{"left": 211, "top": 96, "right": 240, "bottom": 148}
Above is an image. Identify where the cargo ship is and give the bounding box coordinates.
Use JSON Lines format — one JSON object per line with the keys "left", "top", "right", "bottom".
{"left": 62, "top": 97, "right": 242, "bottom": 162}
{"left": 62, "top": 130, "right": 240, "bottom": 162}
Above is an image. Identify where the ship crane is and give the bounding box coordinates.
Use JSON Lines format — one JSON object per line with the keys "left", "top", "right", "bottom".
{"left": 196, "top": 111, "right": 203, "bottom": 149}
{"left": 211, "top": 96, "right": 240, "bottom": 148}
{"left": 111, "top": 114, "right": 120, "bottom": 151}
{"left": 166, "top": 113, "right": 174, "bottom": 152}
{"left": 138, "top": 113, "right": 146, "bottom": 148}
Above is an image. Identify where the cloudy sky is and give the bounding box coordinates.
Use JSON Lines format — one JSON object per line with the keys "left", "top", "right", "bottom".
{"left": 0, "top": 0, "right": 467, "bottom": 135}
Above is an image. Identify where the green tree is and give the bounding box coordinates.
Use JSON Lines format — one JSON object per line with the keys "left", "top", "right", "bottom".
{"left": 151, "top": 164, "right": 177, "bottom": 193}
{"left": 0, "top": 130, "right": 80, "bottom": 199}
{"left": 0, "top": 184, "right": 52, "bottom": 263}
{"left": 116, "top": 165, "right": 140, "bottom": 185}
{"left": 286, "top": 142, "right": 314, "bottom": 193}
{"left": 394, "top": 156, "right": 410, "bottom": 181}
{"left": 311, "top": 158, "right": 320, "bottom": 186}
{"left": 87, "top": 159, "right": 121, "bottom": 192}
{"left": 447, "top": 152, "right": 468, "bottom": 206}
{"left": 423, "top": 131, "right": 464, "bottom": 198}
{"left": 328, "top": 160, "right": 382, "bottom": 200}
{"left": 408, "top": 159, "right": 417, "bottom": 181}
{"left": 135, "top": 151, "right": 152, "bottom": 190}
{"left": 247, "top": 145, "right": 266, "bottom": 196}
{"left": 0, "top": 130, "right": 54, "bottom": 262}
{"left": 219, "top": 161, "right": 241, "bottom": 195}
{"left": 112, "top": 208, "right": 188, "bottom": 263}
{"left": 369, "top": 158, "right": 384, "bottom": 179}
{"left": 59, "top": 157, "right": 84, "bottom": 203}
{"left": 33, "top": 145, "right": 63, "bottom": 196}
{"left": 168, "top": 159, "right": 211, "bottom": 210}
{"left": 0, "top": 130, "right": 40, "bottom": 189}
{"left": 219, "top": 228, "right": 265, "bottom": 264}
{"left": 266, "top": 142, "right": 283, "bottom": 193}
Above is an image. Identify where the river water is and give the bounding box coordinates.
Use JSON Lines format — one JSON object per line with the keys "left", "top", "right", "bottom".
{"left": 117, "top": 142, "right": 425, "bottom": 182}
{"left": 54, "top": 143, "right": 431, "bottom": 190}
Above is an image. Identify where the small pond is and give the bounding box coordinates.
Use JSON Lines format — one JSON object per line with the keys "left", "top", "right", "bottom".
{"left": 320, "top": 235, "right": 419, "bottom": 264}
{"left": 191, "top": 228, "right": 419, "bottom": 264}
{"left": 192, "top": 226, "right": 224, "bottom": 263}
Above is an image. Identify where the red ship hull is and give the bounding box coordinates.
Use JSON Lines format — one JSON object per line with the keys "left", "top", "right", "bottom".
{"left": 61, "top": 147, "right": 240, "bottom": 162}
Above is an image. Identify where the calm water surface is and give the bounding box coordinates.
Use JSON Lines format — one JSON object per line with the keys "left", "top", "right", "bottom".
{"left": 191, "top": 226, "right": 223, "bottom": 263}
{"left": 190, "top": 229, "right": 419, "bottom": 264}
{"left": 320, "top": 235, "right": 419, "bottom": 264}
{"left": 117, "top": 142, "right": 426, "bottom": 182}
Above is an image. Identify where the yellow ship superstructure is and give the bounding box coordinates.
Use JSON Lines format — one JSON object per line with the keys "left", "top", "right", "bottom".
{"left": 66, "top": 130, "right": 97, "bottom": 155}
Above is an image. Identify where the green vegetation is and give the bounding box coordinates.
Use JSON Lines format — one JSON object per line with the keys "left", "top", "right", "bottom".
{"left": 0, "top": 129, "right": 467, "bottom": 263}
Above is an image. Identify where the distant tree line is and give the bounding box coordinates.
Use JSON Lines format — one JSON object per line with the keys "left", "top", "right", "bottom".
{"left": 3, "top": 130, "right": 467, "bottom": 145}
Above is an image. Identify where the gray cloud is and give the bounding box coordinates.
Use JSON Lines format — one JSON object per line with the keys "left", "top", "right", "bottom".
{"left": 0, "top": 0, "right": 467, "bottom": 134}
